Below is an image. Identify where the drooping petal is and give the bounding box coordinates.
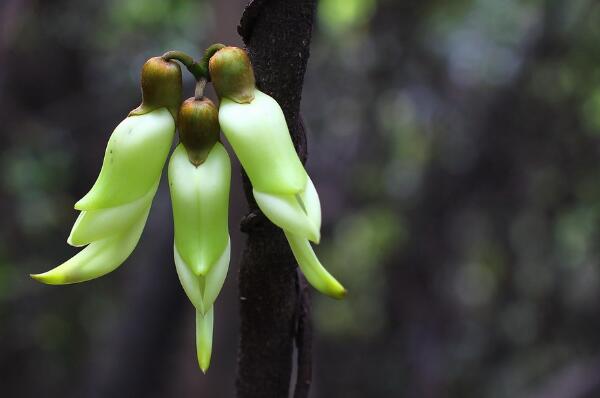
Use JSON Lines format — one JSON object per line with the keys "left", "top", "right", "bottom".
{"left": 253, "top": 188, "right": 320, "bottom": 243}
{"left": 68, "top": 182, "right": 159, "bottom": 247}
{"left": 169, "top": 143, "right": 230, "bottom": 276}
{"left": 300, "top": 175, "right": 322, "bottom": 233}
{"left": 218, "top": 89, "right": 307, "bottom": 195}
{"left": 173, "top": 238, "right": 230, "bottom": 315}
{"left": 284, "top": 231, "right": 346, "bottom": 299}
{"left": 196, "top": 307, "right": 214, "bottom": 373}
{"left": 202, "top": 237, "right": 230, "bottom": 312}
{"left": 174, "top": 244, "right": 205, "bottom": 314}
{"left": 75, "top": 108, "right": 174, "bottom": 211}
{"left": 31, "top": 205, "right": 151, "bottom": 285}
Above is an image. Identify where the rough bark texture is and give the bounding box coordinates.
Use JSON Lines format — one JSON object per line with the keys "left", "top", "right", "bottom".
{"left": 235, "top": 1, "right": 316, "bottom": 397}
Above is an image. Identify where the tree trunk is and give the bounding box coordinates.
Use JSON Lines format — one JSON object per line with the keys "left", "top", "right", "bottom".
{"left": 235, "top": 1, "right": 316, "bottom": 397}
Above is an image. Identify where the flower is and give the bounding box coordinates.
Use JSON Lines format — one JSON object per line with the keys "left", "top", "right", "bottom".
{"left": 31, "top": 57, "right": 181, "bottom": 284}
{"left": 210, "top": 47, "right": 346, "bottom": 299}
{"left": 168, "top": 97, "right": 231, "bottom": 372}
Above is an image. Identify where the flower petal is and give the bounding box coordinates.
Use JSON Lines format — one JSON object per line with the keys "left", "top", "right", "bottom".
{"left": 173, "top": 238, "right": 230, "bottom": 314}
{"left": 31, "top": 205, "right": 151, "bottom": 284}
{"left": 68, "top": 182, "right": 158, "bottom": 247}
{"left": 196, "top": 307, "right": 214, "bottom": 373}
{"left": 75, "top": 108, "right": 174, "bottom": 210}
{"left": 299, "top": 175, "right": 322, "bottom": 238}
{"left": 202, "top": 237, "right": 230, "bottom": 311}
{"left": 174, "top": 244, "right": 205, "bottom": 313}
{"left": 169, "top": 143, "right": 230, "bottom": 276}
{"left": 219, "top": 89, "right": 307, "bottom": 195}
{"left": 254, "top": 187, "right": 320, "bottom": 243}
{"left": 284, "top": 231, "right": 346, "bottom": 299}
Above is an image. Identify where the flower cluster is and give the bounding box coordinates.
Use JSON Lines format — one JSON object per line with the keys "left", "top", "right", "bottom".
{"left": 32, "top": 45, "right": 345, "bottom": 372}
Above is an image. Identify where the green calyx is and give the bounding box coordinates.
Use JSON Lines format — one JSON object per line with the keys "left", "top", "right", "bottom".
{"left": 130, "top": 56, "right": 182, "bottom": 119}
{"left": 209, "top": 46, "right": 256, "bottom": 104}
{"left": 178, "top": 96, "right": 220, "bottom": 166}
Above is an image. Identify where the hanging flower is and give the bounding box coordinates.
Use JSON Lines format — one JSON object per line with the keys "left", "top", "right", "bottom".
{"left": 31, "top": 57, "right": 181, "bottom": 284}
{"left": 168, "top": 96, "right": 231, "bottom": 372}
{"left": 209, "top": 47, "right": 346, "bottom": 299}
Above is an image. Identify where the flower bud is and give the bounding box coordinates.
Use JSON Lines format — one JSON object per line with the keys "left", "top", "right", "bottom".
{"left": 130, "top": 57, "right": 182, "bottom": 119}
{"left": 178, "top": 97, "right": 220, "bottom": 166}
{"left": 208, "top": 47, "right": 255, "bottom": 103}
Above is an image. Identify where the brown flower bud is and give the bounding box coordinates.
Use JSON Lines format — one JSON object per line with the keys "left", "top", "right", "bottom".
{"left": 208, "top": 47, "right": 255, "bottom": 103}
{"left": 178, "top": 97, "right": 220, "bottom": 166}
{"left": 130, "top": 57, "right": 182, "bottom": 119}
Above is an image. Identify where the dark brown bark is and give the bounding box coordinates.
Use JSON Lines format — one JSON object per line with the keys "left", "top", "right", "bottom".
{"left": 235, "top": 1, "right": 316, "bottom": 397}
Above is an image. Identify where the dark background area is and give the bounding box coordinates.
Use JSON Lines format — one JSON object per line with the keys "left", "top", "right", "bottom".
{"left": 2, "top": 0, "right": 600, "bottom": 397}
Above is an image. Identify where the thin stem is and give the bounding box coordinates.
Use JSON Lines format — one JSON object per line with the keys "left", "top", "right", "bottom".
{"left": 195, "top": 78, "right": 207, "bottom": 99}
{"left": 199, "top": 43, "right": 226, "bottom": 81}
{"left": 162, "top": 50, "right": 205, "bottom": 81}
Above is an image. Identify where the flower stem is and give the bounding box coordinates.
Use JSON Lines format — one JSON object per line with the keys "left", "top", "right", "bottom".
{"left": 162, "top": 50, "right": 205, "bottom": 81}
{"left": 199, "top": 43, "right": 226, "bottom": 81}
{"left": 162, "top": 44, "right": 226, "bottom": 82}
{"left": 195, "top": 78, "right": 207, "bottom": 99}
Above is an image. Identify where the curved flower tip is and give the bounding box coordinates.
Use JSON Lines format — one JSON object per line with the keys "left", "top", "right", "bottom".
{"left": 31, "top": 207, "right": 150, "bottom": 285}
{"left": 285, "top": 231, "right": 347, "bottom": 299}
{"left": 36, "top": 107, "right": 174, "bottom": 286}
{"left": 196, "top": 307, "right": 214, "bottom": 373}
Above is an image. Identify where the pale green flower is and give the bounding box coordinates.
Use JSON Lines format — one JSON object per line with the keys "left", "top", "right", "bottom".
{"left": 31, "top": 108, "right": 174, "bottom": 284}
{"left": 210, "top": 47, "right": 346, "bottom": 299}
{"left": 32, "top": 57, "right": 181, "bottom": 284}
{"left": 168, "top": 97, "right": 231, "bottom": 372}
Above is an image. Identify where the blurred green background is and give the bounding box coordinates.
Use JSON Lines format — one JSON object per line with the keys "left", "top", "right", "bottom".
{"left": 2, "top": 0, "right": 600, "bottom": 396}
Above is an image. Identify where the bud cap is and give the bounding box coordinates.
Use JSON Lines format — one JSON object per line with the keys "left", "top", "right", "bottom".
{"left": 130, "top": 57, "right": 182, "bottom": 119}
{"left": 209, "top": 47, "right": 256, "bottom": 103}
{"left": 178, "top": 97, "right": 220, "bottom": 166}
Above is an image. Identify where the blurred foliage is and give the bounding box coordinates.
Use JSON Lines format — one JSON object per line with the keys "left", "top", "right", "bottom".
{"left": 3, "top": 0, "right": 600, "bottom": 397}
{"left": 318, "top": 0, "right": 376, "bottom": 36}
{"left": 316, "top": 206, "right": 405, "bottom": 338}
{"left": 305, "top": 0, "right": 600, "bottom": 397}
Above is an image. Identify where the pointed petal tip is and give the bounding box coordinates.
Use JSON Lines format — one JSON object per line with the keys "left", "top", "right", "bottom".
{"left": 66, "top": 234, "right": 86, "bottom": 248}
{"left": 309, "top": 230, "right": 321, "bottom": 244}
{"left": 199, "top": 361, "right": 210, "bottom": 373}
{"left": 74, "top": 194, "right": 97, "bottom": 211}
{"left": 29, "top": 273, "right": 44, "bottom": 282}
{"left": 73, "top": 198, "right": 87, "bottom": 211}
{"left": 323, "top": 279, "right": 347, "bottom": 300}
{"left": 334, "top": 286, "right": 348, "bottom": 300}
{"left": 197, "top": 350, "right": 211, "bottom": 373}
{"left": 30, "top": 272, "right": 63, "bottom": 285}
{"left": 305, "top": 216, "right": 321, "bottom": 244}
